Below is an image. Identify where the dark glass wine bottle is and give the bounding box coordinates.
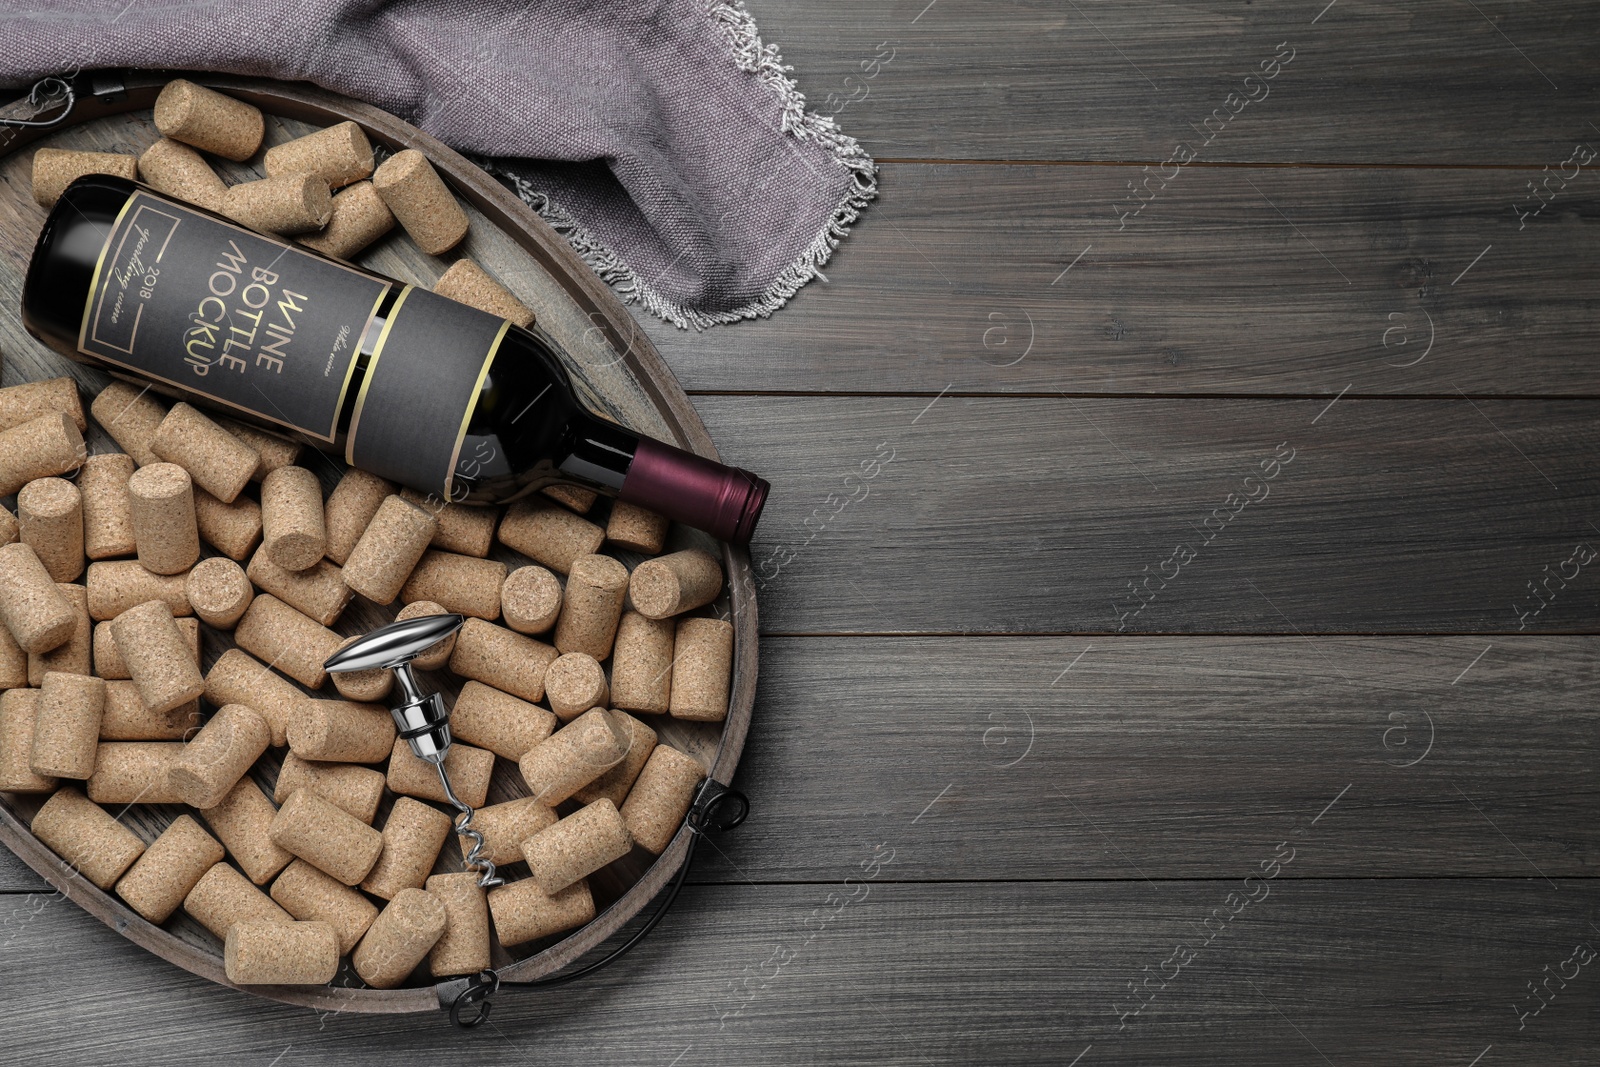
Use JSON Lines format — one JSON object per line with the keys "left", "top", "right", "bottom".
{"left": 21, "top": 175, "right": 768, "bottom": 544}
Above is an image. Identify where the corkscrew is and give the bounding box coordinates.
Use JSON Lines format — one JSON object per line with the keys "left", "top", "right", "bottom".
{"left": 323, "top": 613, "right": 503, "bottom": 888}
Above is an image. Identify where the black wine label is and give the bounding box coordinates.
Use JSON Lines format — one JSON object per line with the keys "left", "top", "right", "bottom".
{"left": 79, "top": 191, "right": 390, "bottom": 442}
{"left": 345, "top": 285, "right": 510, "bottom": 500}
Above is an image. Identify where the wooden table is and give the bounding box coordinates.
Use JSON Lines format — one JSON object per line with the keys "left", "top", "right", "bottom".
{"left": 3, "top": 2, "right": 1597, "bottom": 1062}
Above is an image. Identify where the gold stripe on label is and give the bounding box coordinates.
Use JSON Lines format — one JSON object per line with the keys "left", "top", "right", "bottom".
{"left": 328, "top": 284, "right": 393, "bottom": 442}
{"left": 345, "top": 284, "right": 413, "bottom": 466}
{"left": 77, "top": 195, "right": 138, "bottom": 353}
{"left": 442, "top": 318, "right": 513, "bottom": 499}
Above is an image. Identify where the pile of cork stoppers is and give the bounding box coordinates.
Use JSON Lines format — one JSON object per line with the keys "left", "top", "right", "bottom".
{"left": 0, "top": 79, "right": 734, "bottom": 989}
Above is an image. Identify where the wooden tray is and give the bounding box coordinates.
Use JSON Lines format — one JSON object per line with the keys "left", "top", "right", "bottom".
{"left": 0, "top": 71, "right": 758, "bottom": 1013}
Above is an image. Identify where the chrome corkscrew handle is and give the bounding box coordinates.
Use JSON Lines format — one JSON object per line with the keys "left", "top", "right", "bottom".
{"left": 324, "top": 612, "right": 465, "bottom": 762}
{"left": 323, "top": 613, "right": 501, "bottom": 886}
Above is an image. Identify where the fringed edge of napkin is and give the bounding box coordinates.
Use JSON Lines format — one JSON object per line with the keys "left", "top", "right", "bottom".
{"left": 494, "top": 0, "right": 878, "bottom": 331}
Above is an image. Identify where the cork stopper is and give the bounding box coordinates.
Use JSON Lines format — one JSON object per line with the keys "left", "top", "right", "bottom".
{"left": 114, "top": 814, "right": 225, "bottom": 924}
{"left": 16, "top": 478, "right": 83, "bottom": 583}
{"left": 488, "top": 878, "right": 594, "bottom": 947}
{"left": 371, "top": 148, "right": 469, "bottom": 255}
{"left": 399, "top": 488, "right": 496, "bottom": 557}
{"left": 447, "top": 618, "right": 558, "bottom": 702}
{"left": 425, "top": 871, "right": 491, "bottom": 977}
{"left": 521, "top": 798, "right": 633, "bottom": 895}
{"left": 100, "top": 680, "right": 201, "bottom": 741}
{"left": 201, "top": 777, "right": 293, "bottom": 884}
{"left": 0, "top": 378, "right": 86, "bottom": 434}
{"left": 0, "top": 505, "right": 16, "bottom": 547}
{"left": 168, "top": 703, "right": 271, "bottom": 809}
{"left": 448, "top": 680, "right": 557, "bottom": 760}
{"left": 0, "top": 690, "right": 56, "bottom": 793}
{"left": 216, "top": 418, "right": 302, "bottom": 482}
{"left": 605, "top": 501, "right": 669, "bottom": 555}
{"left": 341, "top": 495, "right": 437, "bottom": 605}
{"left": 462, "top": 797, "right": 557, "bottom": 866}
{"left": 150, "top": 403, "right": 258, "bottom": 504}
{"left": 542, "top": 484, "right": 597, "bottom": 514}
{"left": 153, "top": 79, "right": 264, "bottom": 161}
{"left": 394, "top": 601, "right": 455, "bottom": 670}
{"left": 185, "top": 557, "right": 254, "bottom": 628}
{"left": 0, "top": 411, "right": 85, "bottom": 495}
{"left": 273, "top": 754, "right": 384, "bottom": 824}
{"left": 433, "top": 259, "right": 535, "bottom": 328}
{"left": 352, "top": 887, "right": 448, "bottom": 989}
{"left": 269, "top": 787, "right": 384, "bottom": 886}
{"left": 610, "top": 611, "right": 674, "bottom": 715}
{"left": 620, "top": 745, "right": 707, "bottom": 854}
{"left": 360, "top": 796, "right": 454, "bottom": 900}
{"left": 297, "top": 180, "right": 395, "bottom": 259}
{"left": 497, "top": 499, "right": 604, "bottom": 575}
{"left": 90, "top": 382, "right": 165, "bottom": 467}
{"left": 243, "top": 547, "right": 347, "bottom": 630}
{"left": 260, "top": 466, "right": 326, "bottom": 571}
{"left": 204, "top": 648, "right": 302, "bottom": 748}
{"left": 0, "top": 542, "right": 78, "bottom": 654}
{"left": 233, "top": 594, "right": 343, "bottom": 689}
{"left": 322, "top": 469, "right": 394, "bottom": 565}
{"left": 553, "top": 553, "right": 629, "bottom": 660}
{"left": 96, "top": 607, "right": 198, "bottom": 681}
{"left": 264, "top": 120, "right": 375, "bottom": 189}
{"left": 84, "top": 741, "right": 186, "bottom": 805}
{"left": 30, "top": 671, "right": 106, "bottom": 780}
{"left": 0, "top": 623, "right": 24, "bottom": 692}
{"left": 287, "top": 699, "right": 396, "bottom": 764}
{"left": 398, "top": 549, "right": 505, "bottom": 620}
{"left": 110, "top": 599, "right": 205, "bottom": 714}
{"left": 270, "top": 859, "right": 379, "bottom": 954}
{"left": 223, "top": 173, "right": 334, "bottom": 236}
{"left": 137, "top": 138, "right": 228, "bottom": 210}
{"left": 572, "top": 710, "right": 657, "bottom": 807}
{"left": 183, "top": 862, "right": 293, "bottom": 939}
{"left": 543, "top": 652, "right": 610, "bottom": 723}
{"left": 194, "top": 487, "right": 262, "bottom": 561}
{"left": 29, "top": 583, "right": 91, "bottom": 686}
{"left": 629, "top": 549, "right": 723, "bottom": 619}
{"left": 516, "top": 708, "right": 629, "bottom": 806}
{"left": 85, "top": 560, "right": 190, "bottom": 621}
{"left": 328, "top": 633, "right": 392, "bottom": 702}
{"left": 670, "top": 617, "right": 734, "bottom": 722}
{"left": 387, "top": 737, "right": 494, "bottom": 809}
{"left": 31, "top": 147, "right": 137, "bottom": 207}
{"left": 225, "top": 919, "right": 340, "bottom": 985}
{"left": 125, "top": 463, "right": 200, "bottom": 576}
{"left": 79, "top": 453, "right": 137, "bottom": 560}
{"left": 31, "top": 786, "right": 145, "bottom": 889}
{"left": 500, "top": 565, "right": 562, "bottom": 635}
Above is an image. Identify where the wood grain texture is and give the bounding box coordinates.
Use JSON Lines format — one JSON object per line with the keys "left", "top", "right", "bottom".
{"left": 0, "top": 880, "right": 1595, "bottom": 1064}
{"left": 695, "top": 635, "right": 1600, "bottom": 881}
{"left": 744, "top": 0, "right": 1599, "bottom": 164}
{"left": 697, "top": 395, "right": 1600, "bottom": 634}
{"left": 646, "top": 162, "right": 1600, "bottom": 395}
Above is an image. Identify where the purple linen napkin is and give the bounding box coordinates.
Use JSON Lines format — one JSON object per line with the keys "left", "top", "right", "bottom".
{"left": 0, "top": 0, "right": 875, "bottom": 328}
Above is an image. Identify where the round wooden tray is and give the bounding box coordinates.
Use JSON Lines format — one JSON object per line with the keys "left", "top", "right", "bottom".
{"left": 0, "top": 71, "right": 758, "bottom": 1013}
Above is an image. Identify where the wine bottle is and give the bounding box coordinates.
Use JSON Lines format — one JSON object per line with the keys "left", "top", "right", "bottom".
{"left": 21, "top": 175, "right": 768, "bottom": 544}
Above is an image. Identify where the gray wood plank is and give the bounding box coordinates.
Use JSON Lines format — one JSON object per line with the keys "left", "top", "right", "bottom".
{"left": 0, "top": 879, "right": 1593, "bottom": 1064}
{"left": 699, "top": 394, "right": 1600, "bottom": 634}
{"left": 696, "top": 635, "right": 1600, "bottom": 882}
{"left": 745, "top": 0, "right": 1599, "bottom": 164}
{"left": 647, "top": 162, "right": 1600, "bottom": 395}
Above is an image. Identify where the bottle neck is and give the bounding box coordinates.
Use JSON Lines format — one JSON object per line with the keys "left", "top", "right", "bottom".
{"left": 558, "top": 411, "right": 641, "bottom": 492}
{"left": 619, "top": 436, "right": 770, "bottom": 545}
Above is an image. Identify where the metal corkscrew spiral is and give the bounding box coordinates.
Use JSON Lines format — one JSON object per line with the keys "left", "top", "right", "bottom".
{"left": 323, "top": 612, "right": 504, "bottom": 888}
